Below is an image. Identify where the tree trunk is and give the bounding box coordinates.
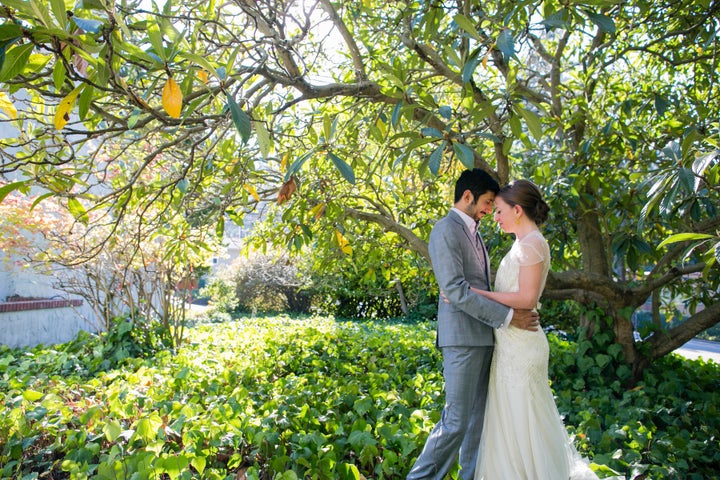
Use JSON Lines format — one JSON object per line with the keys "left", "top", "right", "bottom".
{"left": 395, "top": 280, "right": 408, "bottom": 317}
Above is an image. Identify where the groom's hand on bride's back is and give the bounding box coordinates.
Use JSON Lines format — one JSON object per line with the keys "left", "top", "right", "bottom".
{"left": 511, "top": 309, "right": 540, "bottom": 331}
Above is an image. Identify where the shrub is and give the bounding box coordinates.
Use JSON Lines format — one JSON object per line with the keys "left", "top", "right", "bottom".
{"left": 198, "top": 276, "right": 239, "bottom": 313}
{"left": 215, "top": 250, "right": 312, "bottom": 314}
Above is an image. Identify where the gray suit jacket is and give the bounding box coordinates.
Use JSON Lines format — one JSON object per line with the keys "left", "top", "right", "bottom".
{"left": 428, "top": 210, "right": 510, "bottom": 347}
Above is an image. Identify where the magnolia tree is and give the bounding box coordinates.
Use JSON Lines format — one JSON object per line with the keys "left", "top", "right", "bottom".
{"left": 0, "top": 0, "right": 718, "bottom": 381}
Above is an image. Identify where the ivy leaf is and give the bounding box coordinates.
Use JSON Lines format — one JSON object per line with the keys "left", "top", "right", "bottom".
{"left": 23, "top": 389, "right": 44, "bottom": 401}
{"left": 338, "top": 463, "right": 361, "bottom": 480}
{"left": 190, "top": 456, "right": 207, "bottom": 475}
{"left": 54, "top": 86, "right": 83, "bottom": 130}
{"left": 328, "top": 151, "right": 355, "bottom": 184}
{"left": 162, "top": 76, "right": 183, "bottom": 118}
{"left": 225, "top": 93, "right": 251, "bottom": 143}
{"left": 103, "top": 420, "right": 122, "bottom": 442}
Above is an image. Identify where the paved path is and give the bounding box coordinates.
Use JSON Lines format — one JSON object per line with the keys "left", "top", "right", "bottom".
{"left": 674, "top": 338, "right": 720, "bottom": 363}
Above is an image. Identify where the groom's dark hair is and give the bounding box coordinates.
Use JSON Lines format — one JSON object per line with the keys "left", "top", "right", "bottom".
{"left": 454, "top": 168, "right": 500, "bottom": 203}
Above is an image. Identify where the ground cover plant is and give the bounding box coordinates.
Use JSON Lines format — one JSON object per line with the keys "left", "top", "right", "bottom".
{"left": 1, "top": 315, "right": 719, "bottom": 479}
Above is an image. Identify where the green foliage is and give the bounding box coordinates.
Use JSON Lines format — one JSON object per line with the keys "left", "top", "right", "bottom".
{"left": 548, "top": 333, "right": 720, "bottom": 479}
{"left": 198, "top": 277, "right": 239, "bottom": 314}
{"left": 1, "top": 315, "right": 718, "bottom": 479}
{"left": 219, "top": 250, "right": 312, "bottom": 314}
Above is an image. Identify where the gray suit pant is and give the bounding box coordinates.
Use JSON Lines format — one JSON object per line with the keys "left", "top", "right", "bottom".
{"left": 406, "top": 346, "right": 494, "bottom": 480}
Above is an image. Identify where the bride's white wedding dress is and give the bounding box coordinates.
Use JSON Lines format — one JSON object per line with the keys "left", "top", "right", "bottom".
{"left": 475, "top": 230, "right": 600, "bottom": 480}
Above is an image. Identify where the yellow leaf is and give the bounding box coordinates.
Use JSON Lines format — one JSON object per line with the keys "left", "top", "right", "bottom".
{"left": 281, "top": 152, "right": 290, "bottom": 173}
{"left": 243, "top": 183, "right": 260, "bottom": 202}
{"left": 310, "top": 203, "right": 325, "bottom": 220}
{"left": 53, "top": 86, "right": 83, "bottom": 130}
{"left": 335, "top": 229, "right": 352, "bottom": 255}
{"left": 0, "top": 92, "right": 17, "bottom": 119}
{"left": 197, "top": 70, "right": 209, "bottom": 83}
{"left": 162, "top": 76, "right": 182, "bottom": 118}
{"left": 482, "top": 50, "right": 490, "bottom": 69}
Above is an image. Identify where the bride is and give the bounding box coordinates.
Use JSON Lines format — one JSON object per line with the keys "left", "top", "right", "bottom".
{"left": 471, "top": 180, "right": 602, "bottom": 480}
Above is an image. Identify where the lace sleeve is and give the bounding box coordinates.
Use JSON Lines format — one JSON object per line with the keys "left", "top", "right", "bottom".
{"left": 512, "top": 233, "right": 549, "bottom": 267}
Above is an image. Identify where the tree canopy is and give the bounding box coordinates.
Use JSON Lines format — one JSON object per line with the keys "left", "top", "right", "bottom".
{"left": 1, "top": 0, "right": 719, "bottom": 380}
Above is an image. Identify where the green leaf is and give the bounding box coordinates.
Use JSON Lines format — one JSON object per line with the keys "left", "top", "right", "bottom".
{"left": 0, "top": 180, "right": 29, "bottom": 203}
{"left": 160, "top": 455, "right": 189, "bottom": 480}
{"left": 103, "top": 420, "right": 122, "bottom": 441}
{"left": 177, "top": 51, "right": 219, "bottom": 79}
{"left": 461, "top": 48, "right": 482, "bottom": 84}
{"left": 654, "top": 93, "right": 669, "bottom": 116}
{"left": 515, "top": 105, "right": 543, "bottom": 140}
{"left": 23, "top": 389, "right": 44, "bottom": 401}
{"left": 190, "top": 456, "right": 206, "bottom": 475}
{"left": 134, "top": 414, "right": 163, "bottom": 443}
{"left": 496, "top": 29, "right": 515, "bottom": 61}
{"left": 50, "top": 0, "right": 68, "bottom": 29}
{"left": 286, "top": 150, "right": 313, "bottom": 180}
{"left": 453, "top": 14, "right": 481, "bottom": 41}
{"left": 225, "top": 93, "right": 251, "bottom": 143}
{"left": 78, "top": 84, "right": 94, "bottom": 120}
{"left": 52, "top": 60, "right": 66, "bottom": 91}
{"left": 0, "top": 43, "right": 34, "bottom": 82}
{"left": 0, "top": 24, "right": 23, "bottom": 43}
{"left": 254, "top": 120, "right": 271, "bottom": 158}
{"left": 584, "top": 10, "right": 616, "bottom": 34}
{"left": 328, "top": 151, "right": 355, "bottom": 184}
{"left": 216, "top": 215, "right": 225, "bottom": 239}
{"left": 452, "top": 142, "right": 475, "bottom": 169}
{"left": 338, "top": 463, "right": 361, "bottom": 480}
{"left": 541, "top": 8, "right": 570, "bottom": 31}
{"left": 391, "top": 100, "right": 403, "bottom": 128}
{"left": 428, "top": 141, "right": 446, "bottom": 175}
{"left": 658, "top": 233, "right": 714, "bottom": 248}
{"left": 323, "top": 113, "right": 333, "bottom": 142}
{"left": 67, "top": 197, "right": 89, "bottom": 225}
{"left": 421, "top": 127, "right": 444, "bottom": 139}
{"left": 147, "top": 22, "right": 166, "bottom": 62}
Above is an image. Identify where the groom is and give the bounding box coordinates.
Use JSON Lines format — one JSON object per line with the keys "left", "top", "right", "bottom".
{"left": 407, "top": 169, "right": 540, "bottom": 480}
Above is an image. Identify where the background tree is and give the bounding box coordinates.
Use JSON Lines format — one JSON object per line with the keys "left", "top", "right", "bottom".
{"left": 1, "top": 0, "right": 718, "bottom": 382}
